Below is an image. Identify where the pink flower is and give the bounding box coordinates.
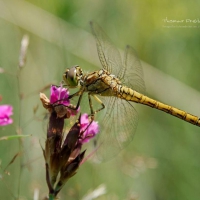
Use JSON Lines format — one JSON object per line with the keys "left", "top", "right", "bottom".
{"left": 50, "top": 85, "right": 79, "bottom": 116}
{"left": 50, "top": 85, "right": 70, "bottom": 106}
{"left": 79, "top": 113, "right": 99, "bottom": 144}
{"left": 41, "top": 86, "right": 100, "bottom": 196}
{"left": 48, "top": 86, "right": 99, "bottom": 143}
{"left": 0, "top": 105, "right": 13, "bottom": 126}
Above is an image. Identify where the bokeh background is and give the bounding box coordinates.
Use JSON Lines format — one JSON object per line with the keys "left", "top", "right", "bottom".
{"left": 1, "top": 0, "right": 200, "bottom": 199}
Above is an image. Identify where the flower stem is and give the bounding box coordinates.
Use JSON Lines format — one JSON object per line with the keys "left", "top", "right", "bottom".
{"left": 49, "top": 193, "right": 56, "bottom": 200}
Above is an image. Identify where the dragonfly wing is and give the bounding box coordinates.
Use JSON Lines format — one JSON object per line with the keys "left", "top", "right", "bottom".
{"left": 90, "top": 21, "right": 123, "bottom": 75}
{"left": 89, "top": 22, "right": 143, "bottom": 160}
{"left": 90, "top": 22, "right": 145, "bottom": 94}
{"left": 95, "top": 96, "right": 138, "bottom": 161}
{"left": 122, "top": 45, "right": 146, "bottom": 94}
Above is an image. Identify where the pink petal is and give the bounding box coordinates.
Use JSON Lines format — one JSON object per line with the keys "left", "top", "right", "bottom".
{"left": 79, "top": 113, "right": 99, "bottom": 144}
{"left": 0, "top": 105, "right": 13, "bottom": 126}
{"left": 0, "top": 117, "right": 13, "bottom": 126}
{"left": 0, "top": 105, "right": 13, "bottom": 117}
{"left": 50, "top": 85, "right": 69, "bottom": 105}
{"left": 69, "top": 106, "right": 80, "bottom": 116}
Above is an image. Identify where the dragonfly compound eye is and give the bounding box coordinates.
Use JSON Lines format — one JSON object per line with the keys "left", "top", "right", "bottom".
{"left": 63, "top": 66, "right": 78, "bottom": 87}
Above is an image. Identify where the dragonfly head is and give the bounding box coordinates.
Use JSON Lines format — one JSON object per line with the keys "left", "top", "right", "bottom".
{"left": 63, "top": 65, "right": 83, "bottom": 88}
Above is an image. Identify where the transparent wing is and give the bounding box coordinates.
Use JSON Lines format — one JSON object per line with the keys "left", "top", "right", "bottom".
{"left": 90, "top": 21, "right": 145, "bottom": 94}
{"left": 94, "top": 96, "right": 138, "bottom": 161}
{"left": 88, "top": 22, "right": 145, "bottom": 160}
{"left": 122, "top": 45, "right": 146, "bottom": 94}
{"left": 90, "top": 21, "right": 123, "bottom": 76}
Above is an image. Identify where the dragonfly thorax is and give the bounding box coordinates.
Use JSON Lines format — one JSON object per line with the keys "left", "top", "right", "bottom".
{"left": 81, "top": 69, "right": 122, "bottom": 96}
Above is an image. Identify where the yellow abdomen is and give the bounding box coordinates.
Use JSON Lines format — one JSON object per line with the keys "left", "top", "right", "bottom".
{"left": 117, "top": 85, "right": 200, "bottom": 127}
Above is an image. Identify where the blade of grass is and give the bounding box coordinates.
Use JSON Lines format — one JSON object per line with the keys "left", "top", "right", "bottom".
{"left": 0, "top": 134, "right": 31, "bottom": 141}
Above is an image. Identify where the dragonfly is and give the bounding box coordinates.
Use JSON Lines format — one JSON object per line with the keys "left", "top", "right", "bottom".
{"left": 63, "top": 21, "right": 200, "bottom": 160}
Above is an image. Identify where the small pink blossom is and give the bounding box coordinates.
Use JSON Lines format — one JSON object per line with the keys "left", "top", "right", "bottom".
{"left": 0, "top": 105, "right": 13, "bottom": 126}
{"left": 50, "top": 85, "right": 79, "bottom": 116}
{"left": 50, "top": 85, "right": 70, "bottom": 106}
{"left": 79, "top": 113, "right": 99, "bottom": 144}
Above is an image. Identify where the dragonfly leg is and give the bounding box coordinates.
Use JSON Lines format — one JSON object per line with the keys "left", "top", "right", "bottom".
{"left": 88, "top": 93, "right": 105, "bottom": 120}
{"left": 79, "top": 93, "right": 105, "bottom": 137}
{"left": 68, "top": 90, "right": 81, "bottom": 100}
{"left": 66, "top": 90, "right": 84, "bottom": 111}
{"left": 52, "top": 90, "right": 80, "bottom": 106}
{"left": 53, "top": 90, "right": 84, "bottom": 115}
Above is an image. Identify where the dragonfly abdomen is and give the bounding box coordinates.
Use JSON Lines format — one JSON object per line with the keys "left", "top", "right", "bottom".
{"left": 117, "top": 85, "right": 135, "bottom": 100}
{"left": 118, "top": 87, "right": 200, "bottom": 127}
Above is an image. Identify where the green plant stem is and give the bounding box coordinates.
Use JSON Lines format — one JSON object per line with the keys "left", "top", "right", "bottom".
{"left": 49, "top": 193, "right": 56, "bottom": 200}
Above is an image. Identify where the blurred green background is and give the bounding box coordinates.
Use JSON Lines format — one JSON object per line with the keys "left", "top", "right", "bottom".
{"left": 1, "top": 0, "right": 200, "bottom": 199}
